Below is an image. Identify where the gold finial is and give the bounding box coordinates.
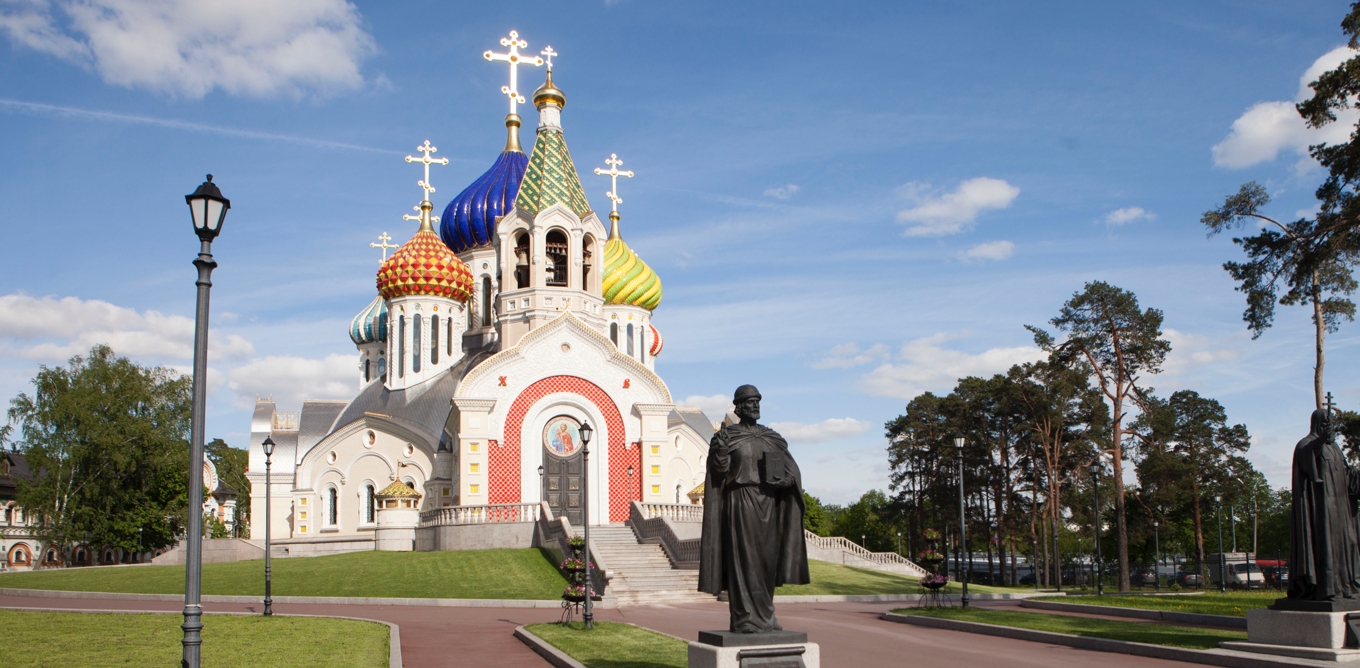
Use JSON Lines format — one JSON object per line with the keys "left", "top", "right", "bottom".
{"left": 370, "top": 231, "right": 398, "bottom": 261}
{"left": 533, "top": 68, "right": 566, "bottom": 110}
{"left": 403, "top": 140, "right": 448, "bottom": 232}
{"left": 608, "top": 210, "right": 621, "bottom": 240}
{"left": 504, "top": 113, "right": 522, "bottom": 153}
{"left": 484, "top": 30, "right": 544, "bottom": 116}
{"left": 593, "top": 153, "right": 634, "bottom": 220}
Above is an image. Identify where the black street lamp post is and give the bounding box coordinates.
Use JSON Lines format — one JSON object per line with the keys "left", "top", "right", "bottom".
{"left": 955, "top": 436, "right": 969, "bottom": 609}
{"left": 1090, "top": 461, "right": 1102, "bottom": 596}
{"left": 579, "top": 420, "right": 594, "bottom": 629}
{"left": 1216, "top": 494, "right": 1226, "bottom": 593}
{"left": 181, "top": 175, "right": 229, "bottom": 668}
{"left": 1154, "top": 519, "right": 1161, "bottom": 593}
{"left": 262, "top": 437, "right": 275, "bottom": 616}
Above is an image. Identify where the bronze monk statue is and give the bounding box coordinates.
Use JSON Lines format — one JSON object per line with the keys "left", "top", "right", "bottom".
{"left": 1283, "top": 408, "right": 1360, "bottom": 608}
{"left": 699, "top": 384, "right": 810, "bottom": 633}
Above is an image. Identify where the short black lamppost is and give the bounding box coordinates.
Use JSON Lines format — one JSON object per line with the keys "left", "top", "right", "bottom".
{"left": 1153, "top": 519, "right": 1161, "bottom": 593}
{"left": 1090, "top": 461, "right": 1102, "bottom": 596}
{"left": 954, "top": 436, "right": 969, "bottom": 609}
{"left": 896, "top": 531, "right": 902, "bottom": 556}
{"left": 537, "top": 464, "right": 545, "bottom": 505}
{"left": 1224, "top": 492, "right": 1234, "bottom": 595}
{"left": 579, "top": 420, "right": 595, "bottom": 629}
{"left": 261, "top": 436, "right": 275, "bottom": 616}
{"left": 181, "top": 175, "right": 229, "bottom": 668}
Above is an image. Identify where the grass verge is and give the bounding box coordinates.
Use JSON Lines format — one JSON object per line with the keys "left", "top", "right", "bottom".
{"left": 1, "top": 609, "right": 388, "bottom": 667}
{"left": 775, "top": 560, "right": 1016, "bottom": 596}
{"left": 890, "top": 607, "right": 1246, "bottom": 650}
{"left": 0, "top": 549, "right": 566, "bottom": 599}
{"left": 1036, "top": 590, "right": 1277, "bottom": 617}
{"left": 525, "top": 622, "right": 687, "bottom": 668}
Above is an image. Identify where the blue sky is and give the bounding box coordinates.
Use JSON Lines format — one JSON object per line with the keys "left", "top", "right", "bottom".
{"left": 0, "top": 0, "right": 1354, "bottom": 503}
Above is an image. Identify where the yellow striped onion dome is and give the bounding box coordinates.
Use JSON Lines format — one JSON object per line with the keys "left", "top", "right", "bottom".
{"left": 376, "top": 229, "right": 474, "bottom": 302}
{"left": 602, "top": 236, "right": 662, "bottom": 310}
{"left": 376, "top": 480, "right": 422, "bottom": 499}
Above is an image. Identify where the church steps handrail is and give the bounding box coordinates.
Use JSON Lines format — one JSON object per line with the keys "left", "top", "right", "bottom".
{"left": 419, "top": 503, "right": 541, "bottom": 527}
{"left": 535, "top": 501, "right": 611, "bottom": 597}
{"left": 805, "top": 530, "right": 925, "bottom": 571}
{"left": 629, "top": 501, "right": 700, "bottom": 568}
{"left": 636, "top": 502, "right": 703, "bottom": 524}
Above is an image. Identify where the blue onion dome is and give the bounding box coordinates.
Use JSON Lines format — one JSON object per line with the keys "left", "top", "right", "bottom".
{"left": 349, "top": 295, "right": 387, "bottom": 345}
{"left": 440, "top": 116, "right": 529, "bottom": 253}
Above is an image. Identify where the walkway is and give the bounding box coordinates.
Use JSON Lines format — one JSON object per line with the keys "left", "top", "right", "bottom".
{"left": 0, "top": 594, "right": 1205, "bottom": 667}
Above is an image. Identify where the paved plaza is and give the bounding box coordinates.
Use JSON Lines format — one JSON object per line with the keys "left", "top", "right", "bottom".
{"left": 0, "top": 594, "right": 1205, "bottom": 667}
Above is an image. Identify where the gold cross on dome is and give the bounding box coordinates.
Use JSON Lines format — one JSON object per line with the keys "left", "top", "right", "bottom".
{"left": 370, "top": 231, "right": 397, "bottom": 261}
{"left": 405, "top": 140, "right": 448, "bottom": 203}
{"left": 593, "top": 153, "right": 634, "bottom": 213}
{"left": 541, "top": 45, "right": 557, "bottom": 71}
{"left": 484, "top": 30, "right": 543, "bottom": 115}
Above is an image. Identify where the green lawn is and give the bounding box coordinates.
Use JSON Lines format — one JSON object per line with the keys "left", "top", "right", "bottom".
{"left": 0, "top": 549, "right": 567, "bottom": 599}
{"left": 775, "top": 560, "right": 1016, "bottom": 596}
{"left": 890, "top": 607, "right": 1246, "bottom": 650}
{"left": 1038, "top": 590, "right": 1278, "bottom": 617}
{"left": 526, "top": 622, "right": 687, "bottom": 668}
{"left": 1, "top": 609, "right": 388, "bottom": 667}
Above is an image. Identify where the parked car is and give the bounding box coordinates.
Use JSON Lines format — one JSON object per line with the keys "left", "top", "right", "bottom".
{"left": 1019, "top": 573, "right": 1037, "bottom": 586}
{"left": 1175, "top": 571, "right": 1204, "bottom": 587}
{"left": 1131, "top": 569, "right": 1158, "bottom": 587}
{"left": 1226, "top": 562, "right": 1265, "bottom": 588}
{"left": 1263, "top": 565, "right": 1290, "bottom": 587}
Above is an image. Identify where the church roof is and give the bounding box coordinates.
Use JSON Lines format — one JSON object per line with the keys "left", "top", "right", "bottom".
{"left": 349, "top": 295, "right": 387, "bottom": 345}
{"left": 440, "top": 148, "right": 528, "bottom": 253}
{"left": 376, "top": 480, "right": 422, "bottom": 498}
{"left": 376, "top": 228, "right": 474, "bottom": 302}
{"left": 601, "top": 227, "right": 662, "bottom": 310}
{"left": 513, "top": 122, "right": 591, "bottom": 218}
{"left": 669, "top": 407, "right": 715, "bottom": 441}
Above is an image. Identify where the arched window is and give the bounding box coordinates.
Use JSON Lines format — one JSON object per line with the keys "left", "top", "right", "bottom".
{"left": 327, "top": 486, "right": 338, "bottom": 526}
{"left": 481, "top": 277, "right": 492, "bottom": 327}
{"left": 676, "top": 484, "right": 683, "bottom": 504}
{"left": 447, "top": 315, "right": 453, "bottom": 355}
{"left": 398, "top": 316, "right": 406, "bottom": 378}
{"left": 378, "top": 356, "right": 387, "bottom": 378}
{"left": 545, "top": 229, "right": 568, "bottom": 287}
{"left": 431, "top": 315, "right": 439, "bottom": 365}
{"left": 2, "top": 505, "right": 9, "bottom": 524}
{"left": 640, "top": 325, "right": 647, "bottom": 363}
{"left": 364, "top": 360, "right": 371, "bottom": 383}
{"left": 365, "top": 484, "right": 375, "bottom": 524}
{"left": 412, "top": 314, "right": 422, "bottom": 373}
{"left": 610, "top": 322, "right": 618, "bottom": 345}
{"left": 627, "top": 323, "right": 634, "bottom": 356}
{"left": 582, "top": 235, "right": 595, "bottom": 294}
{"left": 514, "top": 233, "right": 530, "bottom": 288}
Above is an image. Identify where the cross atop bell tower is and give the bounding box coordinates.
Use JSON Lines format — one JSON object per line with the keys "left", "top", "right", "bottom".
{"left": 484, "top": 30, "right": 544, "bottom": 115}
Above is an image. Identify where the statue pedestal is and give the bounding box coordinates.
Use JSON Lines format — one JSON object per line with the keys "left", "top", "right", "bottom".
{"left": 689, "top": 630, "right": 819, "bottom": 668}
{"left": 1220, "top": 608, "right": 1360, "bottom": 662}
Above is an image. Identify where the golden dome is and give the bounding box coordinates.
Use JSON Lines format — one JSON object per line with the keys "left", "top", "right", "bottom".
{"left": 533, "top": 70, "right": 566, "bottom": 109}
{"left": 376, "top": 480, "right": 422, "bottom": 499}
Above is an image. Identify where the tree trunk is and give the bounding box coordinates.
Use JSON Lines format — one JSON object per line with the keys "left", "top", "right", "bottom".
{"left": 1313, "top": 269, "right": 1326, "bottom": 410}
{"left": 1113, "top": 395, "right": 1131, "bottom": 592}
{"left": 1193, "top": 489, "right": 1205, "bottom": 568}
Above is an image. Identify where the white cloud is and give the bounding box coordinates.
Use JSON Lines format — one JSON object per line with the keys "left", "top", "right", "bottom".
{"left": 812, "top": 343, "right": 890, "bottom": 369}
{"left": 958, "top": 240, "right": 1014, "bottom": 262}
{"left": 768, "top": 418, "right": 874, "bottom": 444}
{"left": 0, "top": 293, "right": 253, "bottom": 361}
{"left": 679, "top": 394, "right": 733, "bottom": 418}
{"left": 860, "top": 332, "right": 1044, "bottom": 399}
{"left": 1161, "top": 328, "right": 1242, "bottom": 376}
{"left": 1104, "top": 207, "right": 1154, "bottom": 226}
{"left": 1212, "top": 46, "right": 1358, "bottom": 169}
{"left": 226, "top": 354, "right": 354, "bottom": 410}
{"left": 0, "top": 0, "right": 375, "bottom": 99}
{"left": 763, "top": 184, "right": 800, "bottom": 200}
{"left": 896, "top": 177, "right": 1020, "bottom": 237}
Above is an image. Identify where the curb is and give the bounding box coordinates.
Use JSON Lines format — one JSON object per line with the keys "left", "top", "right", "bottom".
{"left": 880, "top": 612, "right": 1320, "bottom": 668}
{"left": 1, "top": 605, "right": 402, "bottom": 668}
{"left": 1020, "top": 599, "right": 1246, "bottom": 628}
{"left": 773, "top": 591, "right": 1061, "bottom": 603}
{"left": 0, "top": 587, "right": 578, "bottom": 608}
{"left": 514, "top": 626, "right": 587, "bottom": 668}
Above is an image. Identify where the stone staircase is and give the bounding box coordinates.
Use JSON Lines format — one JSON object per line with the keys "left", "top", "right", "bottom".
{"left": 591, "top": 524, "right": 713, "bottom": 606}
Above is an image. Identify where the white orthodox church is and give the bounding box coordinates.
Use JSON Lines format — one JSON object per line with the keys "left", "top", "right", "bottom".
{"left": 246, "top": 33, "right": 717, "bottom": 554}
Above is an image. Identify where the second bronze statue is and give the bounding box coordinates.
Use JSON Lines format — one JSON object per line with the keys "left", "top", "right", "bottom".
{"left": 698, "top": 384, "right": 810, "bottom": 633}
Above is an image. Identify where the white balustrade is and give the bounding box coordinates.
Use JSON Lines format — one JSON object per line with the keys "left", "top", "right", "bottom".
{"left": 420, "top": 503, "right": 541, "bottom": 527}
{"left": 638, "top": 502, "right": 704, "bottom": 523}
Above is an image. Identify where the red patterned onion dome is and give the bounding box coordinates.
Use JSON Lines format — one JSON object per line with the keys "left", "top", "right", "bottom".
{"left": 648, "top": 323, "right": 664, "bottom": 356}
{"left": 376, "top": 229, "right": 474, "bottom": 302}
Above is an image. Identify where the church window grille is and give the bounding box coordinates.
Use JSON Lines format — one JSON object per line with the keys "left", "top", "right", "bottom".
{"left": 365, "top": 484, "right": 375, "bottom": 524}
{"left": 398, "top": 317, "right": 406, "bottom": 378}
{"left": 627, "top": 323, "right": 634, "bottom": 356}
{"left": 364, "top": 360, "right": 371, "bottom": 383}
{"left": 431, "top": 315, "right": 439, "bottom": 365}
{"left": 610, "top": 322, "right": 618, "bottom": 345}
{"left": 545, "top": 229, "right": 568, "bottom": 287}
{"left": 327, "top": 486, "right": 338, "bottom": 526}
{"left": 447, "top": 315, "right": 453, "bottom": 355}
{"left": 412, "top": 315, "right": 422, "bottom": 373}
{"left": 481, "top": 277, "right": 492, "bottom": 327}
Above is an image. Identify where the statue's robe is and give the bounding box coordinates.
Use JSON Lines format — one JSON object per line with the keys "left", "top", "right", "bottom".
{"left": 699, "top": 422, "right": 809, "bottom": 633}
{"left": 1288, "top": 409, "right": 1360, "bottom": 601}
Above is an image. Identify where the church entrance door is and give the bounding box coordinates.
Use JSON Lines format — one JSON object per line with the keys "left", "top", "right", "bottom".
{"left": 542, "top": 416, "right": 585, "bottom": 526}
